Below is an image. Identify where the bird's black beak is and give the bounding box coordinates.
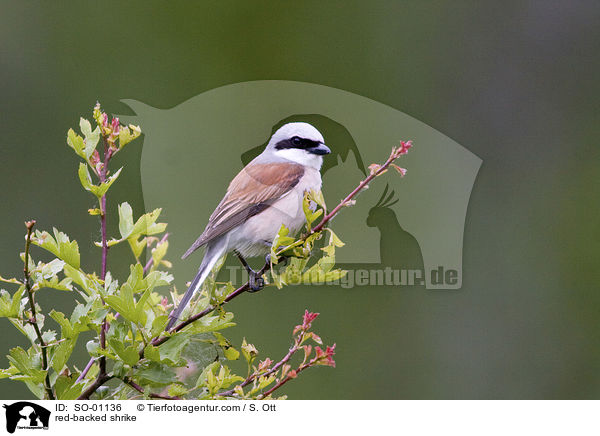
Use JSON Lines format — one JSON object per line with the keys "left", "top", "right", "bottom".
{"left": 309, "top": 143, "right": 331, "bottom": 155}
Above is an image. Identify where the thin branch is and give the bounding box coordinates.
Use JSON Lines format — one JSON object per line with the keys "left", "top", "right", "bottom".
{"left": 98, "top": 137, "right": 111, "bottom": 376}
{"left": 77, "top": 373, "right": 113, "bottom": 400}
{"left": 121, "top": 377, "right": 181, "bottom": 400}
{"left": 144, "top": 261, "right": 270, "bottom": 355}
{"left": 310, "top": 143, "right": 411, "bottom": 235}
{"left": 218, "top": 329, "right": 307, "bottom": 397}
{"left": 83, "top": 135, "right": 113, "bottom": 398}
{"left": 77, "top": 232, "right": 171, "bottom": 382}
{"left": 257, "top": 361, "right": 311, "bottom": 399}
{"left": 23, "top": 220, "right": 55, "bottom": 400}
{"left": 75, "top": 357, "right": 97, "bottom": 383}
{"left": 99, "top": 138, "right": 112, "bottom": 281}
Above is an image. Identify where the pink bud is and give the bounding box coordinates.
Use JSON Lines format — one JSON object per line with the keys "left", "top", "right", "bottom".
{"left": 111, "top": 117, "right": 120, "bottom": 135}
{"left": 258, "top": 358, "right": 273, "bottom": 371}
{"left": 398, "top": 140, "right": 413, "bottom": 155}
{"left": 302, "top": 310, "right": 319, "bottom": 328}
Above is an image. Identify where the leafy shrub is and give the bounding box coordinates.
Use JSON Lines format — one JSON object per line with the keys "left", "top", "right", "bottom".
{"left": 0, "top": 104, "right": 411, "bottom": 399}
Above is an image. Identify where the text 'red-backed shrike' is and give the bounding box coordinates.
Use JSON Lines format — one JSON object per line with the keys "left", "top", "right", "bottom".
{"left": 166, "top": 122, "right": 330, "bottom": 330}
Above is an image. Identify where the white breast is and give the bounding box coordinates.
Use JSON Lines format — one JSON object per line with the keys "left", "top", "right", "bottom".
{"left": 225, "top": 167, "right": 322, "bottom": 258}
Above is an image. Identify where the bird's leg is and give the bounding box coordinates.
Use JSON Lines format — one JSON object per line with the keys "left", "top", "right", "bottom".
{"left": 234, "top": 250, "right": 265, "bottom": 292}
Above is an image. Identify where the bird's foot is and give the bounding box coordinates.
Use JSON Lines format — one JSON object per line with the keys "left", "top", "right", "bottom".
{"left": 248, "top": 270, "right": 265, "bottom": 293}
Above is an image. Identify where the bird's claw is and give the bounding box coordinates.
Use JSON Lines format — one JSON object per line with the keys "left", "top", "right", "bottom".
{"left": 248, "top": 271, "right": 265, "bottom": 293}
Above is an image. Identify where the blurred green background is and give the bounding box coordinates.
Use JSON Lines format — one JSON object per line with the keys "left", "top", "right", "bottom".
{"left": 1, "top": 1, "right": 599, "bottom": 399}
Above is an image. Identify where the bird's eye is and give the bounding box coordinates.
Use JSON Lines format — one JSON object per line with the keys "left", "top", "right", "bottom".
{"left": 291, "top": 136, "right": 302, "bottom": 146}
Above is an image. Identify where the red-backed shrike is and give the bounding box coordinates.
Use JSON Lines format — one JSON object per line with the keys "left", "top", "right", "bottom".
{"left": 166, "top": 122, "right": 330, "bottom": 329}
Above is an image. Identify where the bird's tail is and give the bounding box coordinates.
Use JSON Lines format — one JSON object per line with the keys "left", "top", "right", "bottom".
{"left": 165, "top": 243, "right": 225, "bottom": 331}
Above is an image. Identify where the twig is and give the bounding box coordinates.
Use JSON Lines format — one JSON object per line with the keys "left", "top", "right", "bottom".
{"left": 311, "top": 142, "right": 411, "bottom": 235}
{"left": 98, "top": 137, "right": 112, "bottom": 376}
{"left": 218, "top": 329, "right": 306, "bottom": 397}
{"left": 257, "top": 360, "right": 311, "bottom": 399}
{"left": 82, "top": 135, "right": 114, "bottom": 399}
{"left": 77, "top": 373, "right": 113, "bottom": 400}
{"left": 75, "top": 357, "right": 97, "bottom": 383}
{"left": 76, "top": 232, "right": 171, "bottom": 383}
{"left": 144, "top": 261, "right": 270, "bottom": 354}
{"left": 121, "top": 377, "right": 181, "bottom": 400}
{"left": 22, "top": 220, "right": 55, "bottom": 400}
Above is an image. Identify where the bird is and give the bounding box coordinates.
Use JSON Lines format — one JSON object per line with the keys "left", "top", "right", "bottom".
{"left": 165, "top": 122, "right": 331, "bottom": 330}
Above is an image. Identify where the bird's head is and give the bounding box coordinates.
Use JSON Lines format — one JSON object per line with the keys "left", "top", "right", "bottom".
{"left": 266, "top": 122, "right": 331, "bottom": 169}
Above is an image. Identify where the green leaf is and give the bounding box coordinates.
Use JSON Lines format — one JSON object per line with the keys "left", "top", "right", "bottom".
{"left": 70, "top": 302, "right": 95, "bottom": 333}
{"left": 78, "top": 163, "right": 123, "bottom": 198}
{"left": 51, "top": 338, "right": 77, "bottom": 373}
{"left": 67, "top": 128, "right": 86, "bottom": 159}
{"left": 213, "top": 332, "right": 240, "bottom": 361}
{"left": 132, "top": 289, "right": 152, "bottom": 326}
{"left": 150, "top": 315, "right": 168, "bottom": 338}
{"left": 326, "top": 228, "right": 345, "bottom": 248}
{"left": 194, "top": 361, "right": 220, "bottom": 389}
{"left": 123, "top": 263, "right": 145, "bottom": 294}
{"left": 156, "top": 332, "right": 191, "bottom": 365}
{"left": 108, "top": 338, "right": 140, "bottom": 367}
{"left": 79, "top": 117, "right": 100, "bottom": 159}
{"left": 0, "top": 367, "right": 19, "bottom": 379}
{"left": 150, "top": 239, "right": 169, "bottom": 272}
{"left": 270, "top": 224, "right": 296, "bottom": 263}
{"left": 118, "top": 202, "right": 135, "bottom": 239}
{"left": 33, "top": 258, "right": 65, "bottom": 281}
{"left": 31, "top": 228, "right": 80, "bottom": 269}
{"left": 224, "top": 347, "right": 240, "bottom": 361}
{"left": 217, "top": 365, "right": 244, "bottom": 390}
{"left": 7, "top": 347, "right": 46, "bottom": 384}
{"left": 50, "top": 310, "right": 75, "bottom": 339}
{"left": 302, "top": 190, "right": 326, "bottom": 229}
{"left": 180, "top": 312, "right": 235, "bottom": 334}
{"left": 78, "top": 162, "right": 94, "bottom": 192}
{"left": 0, "top": 286, "right": 25, "bottom": 318}
{"left": 55, "top": 374, "right": 85, "bottom": 400}
{"left": 128, "top": 237, "right": 146, "bottom": 260}
{"left": 118, "top": 124, "right": 141, "bottom": 148}
{"left": 145, "top": 270, "right": 173, "bottom": 290}
{"left": 37, "top": 276, "right": 73, "bottom": 292}
{"left": 167, "top": 384, "right": 189, "bottom": 397}
{"left": 104, "top": 273, "right": 153, "bottom": 325}
{"left": 62, "top": 264, "right": 99, "bottom": 296}
{"left": 8, "top": 318, "right": 40, "bottom": 344}
{"left": 95, "top": 167, "right": 123, "bottom": 198}
{"left": 241, "top": 338, "right": 258, "bottom": 366}
{"left": 134, "top": 361, "right": 177, "bottom": 387}
{"left": 10, "top": 286, "right": 25, "bottom": 316}
{"left": 131, "top": 209, "right": 167, "bottom": 237}
{"left": 144, "top": 345, "right": 161, "bottom": 362}
{"left": 41, "top": 330, "right": 57, "bottom": 343}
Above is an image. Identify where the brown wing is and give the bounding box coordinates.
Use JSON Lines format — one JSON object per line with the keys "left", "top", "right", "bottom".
{"left": 182, "top": 162, "right": 305, "bottom": 259}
